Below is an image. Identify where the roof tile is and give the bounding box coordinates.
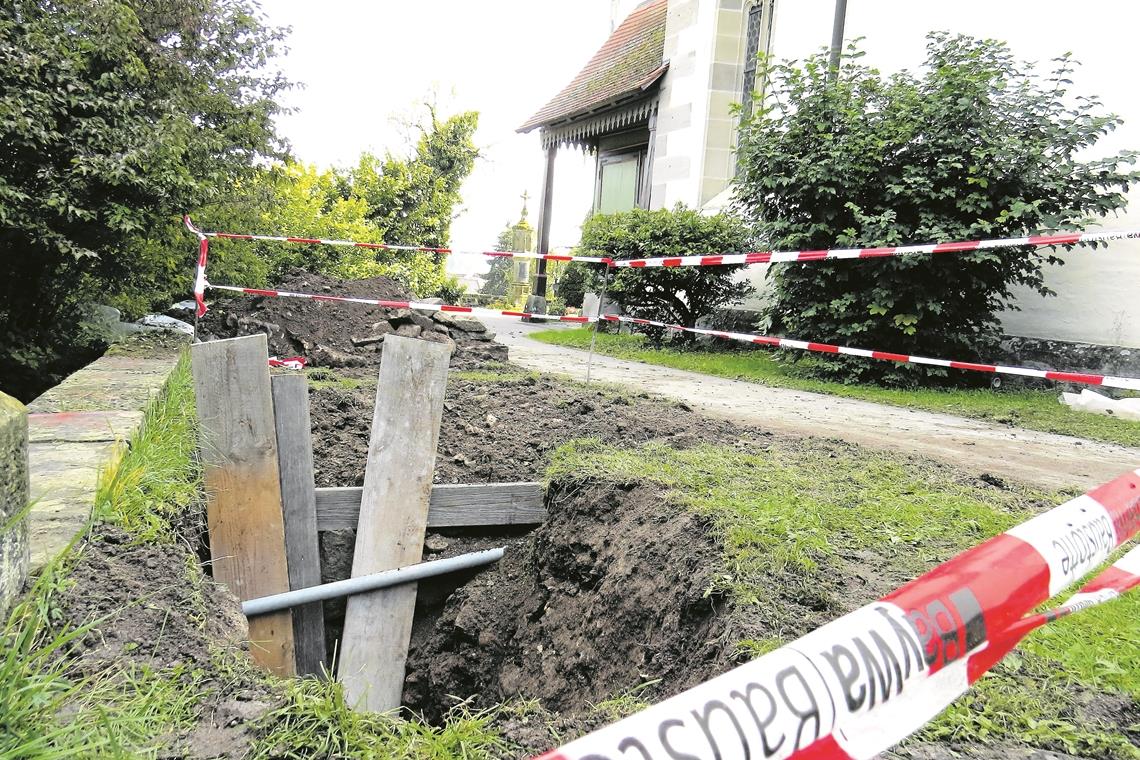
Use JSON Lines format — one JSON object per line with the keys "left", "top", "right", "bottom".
{"left": 518, "top": 0, "right": 667, "bottom": 133}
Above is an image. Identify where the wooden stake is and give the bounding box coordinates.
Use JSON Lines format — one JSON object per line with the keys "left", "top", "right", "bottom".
{"left": 338, "top": 335, "right": 450, "bottom": 711}
{"left": 271, "top": 374, "right": 327, "bottom": 676}
{"left": 191, "top": 335, "right": 295, "bottom": 675}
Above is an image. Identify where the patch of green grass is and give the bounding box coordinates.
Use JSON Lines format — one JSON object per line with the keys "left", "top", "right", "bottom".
{"left": 549, "top": 440, "right": 1048, "bottom": 607}
{"left": 450, "top": 368, "right": 540, "bottom": 383}
{"left": 303, "top": 367, "right": 367, "bottom": 391}
{"left": 93, "top": 354, "right": 201, "bottom": 543}
{"left": 921, "top": 652, "right": 1140, "bottom": 759}
{"left": 589, "top": 680, "right": 660, "bottom": 724}
{"left": 533, "top": 328, "right": 1140, "bottom": 448}
{"left": 549, "top": 439, "right": 1137, "bottom": 757}
{"left": 251, "top": 677, "right": 509, "bottom": 759}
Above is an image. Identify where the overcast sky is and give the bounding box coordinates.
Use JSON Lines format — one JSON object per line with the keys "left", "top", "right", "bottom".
{"left": 261, "top": 1, "right": 624, "bottom": 277}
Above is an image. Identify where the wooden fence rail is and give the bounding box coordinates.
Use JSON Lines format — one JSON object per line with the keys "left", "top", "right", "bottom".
{"left": 313, "top": 482, "right": 545, "bottom": 531}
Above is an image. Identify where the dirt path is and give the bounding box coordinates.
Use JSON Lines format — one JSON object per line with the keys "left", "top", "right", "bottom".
{"left": 483, "top": 317, "right": 1140, "bottom": 491}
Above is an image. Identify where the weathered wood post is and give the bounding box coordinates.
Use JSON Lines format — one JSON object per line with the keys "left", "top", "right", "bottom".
{"left": 339, "top": 335, "right": 450, "bottom": 711}
{"left": 191, "top": 335, "right": 296, "bottom": 675}
{"left": 0, "top": 392, "right": 29, "bottom": 613}
{"left": 271, "top": 374, "right": 327, "bottom": 676}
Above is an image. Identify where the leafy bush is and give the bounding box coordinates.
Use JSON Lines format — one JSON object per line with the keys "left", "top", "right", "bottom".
{"left": 434, "top": 275, "right": 468, "bottom": 304}
{"left": 578, "top": 207, "right": 754, "bottom": 334}
{"left": 554, "top": 263, "right": 589, "bottom": 309}
{"left": 734, "top": 34, "right": 1139, "bottom": 385}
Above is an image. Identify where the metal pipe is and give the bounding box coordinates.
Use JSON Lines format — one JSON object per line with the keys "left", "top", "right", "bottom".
{"left": 242, "top": 547, "right": 505, "bottom": 617}
{"left": 828, "top": 0, "right": 848, "bottom": 79}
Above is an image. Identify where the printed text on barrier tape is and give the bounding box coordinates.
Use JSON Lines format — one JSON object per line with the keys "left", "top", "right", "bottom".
{"left": 183, "top": 215, "right": 612, "bottom": 264}
{"left": 536, "top": 468, "right": 1140, "bottom": 760}
{"left": 611, "top": 229, "right": 1140, "bottom": 269}
{"left": 602, "top": 315, "right": 1140, "bottom": 392}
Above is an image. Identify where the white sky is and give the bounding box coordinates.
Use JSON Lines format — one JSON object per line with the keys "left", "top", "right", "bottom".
{"left": 261, "top": 1, "right": 623, "bottom": 278}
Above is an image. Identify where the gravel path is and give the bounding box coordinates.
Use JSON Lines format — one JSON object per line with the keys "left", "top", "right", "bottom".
{"left": 482, "top": 316, "right": 1140, "bottom": 491}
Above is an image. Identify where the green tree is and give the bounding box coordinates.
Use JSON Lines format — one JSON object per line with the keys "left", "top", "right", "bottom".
{"left": 0, "top": 0, "right": 290, "bottom": 398}
{"left": 86, "top": 110, "right": 481, "bottom": 321}
{"left": 479, "top": 223, "right": 515, "bottom": 297}
{"left": 734, "top": 34, "right": 1139, "bottom": 385}
{"left": 578, "top": 207, "right": 754, "bottom": 332}
{"left": 351, "top": 108, "right": 480, "bottom": 248}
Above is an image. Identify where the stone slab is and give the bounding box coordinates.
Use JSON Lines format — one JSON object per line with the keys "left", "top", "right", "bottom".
{"left": 28, "top": 411, "right": 143, "bottom": 443}
{"left": 1, "top": 392, "right": 29, "bottom": 612}
{"left": 24, "top": 333, "right": 184, "bottom": 571}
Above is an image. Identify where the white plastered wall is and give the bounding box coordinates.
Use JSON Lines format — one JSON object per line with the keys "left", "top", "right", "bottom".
{"left": 756, "top": 0, "right": 1140, "bottom": 348}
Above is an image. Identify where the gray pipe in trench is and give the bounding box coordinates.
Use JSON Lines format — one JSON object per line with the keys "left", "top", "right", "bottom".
{"left": 242, "top": 547, "right": 505, "bottom": 617}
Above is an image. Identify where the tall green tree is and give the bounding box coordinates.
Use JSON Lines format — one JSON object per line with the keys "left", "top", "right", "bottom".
{"left": 0, "top": 0, "right": 290, "bottom": 398}
{"left": 193, "top": 109, "right": 480, "bottom": 299}
{"left": 479, "top": 223, "right": 515, "bottom": 297}
{"left": 734, "top": 34, "right": 1139, "bottom": 385}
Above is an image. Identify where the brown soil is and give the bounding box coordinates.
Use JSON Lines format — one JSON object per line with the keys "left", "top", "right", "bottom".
{"left": 55, "top": 525, "right": 277, "bottom": 759}
{"left": 309, "top": 369, "right": 756, "bottom": 488}
{"left": 198, "top": 268, "right": 507, "bottom": 369}
{"left": 310, "top": 366, "right": 767, "bottom": 672}
{"left": 402, "top": 480, "right": 732, "bottom": 723}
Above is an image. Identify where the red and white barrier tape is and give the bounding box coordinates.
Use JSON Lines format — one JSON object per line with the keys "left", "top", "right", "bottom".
{"left": 187, "top": 218, "right": 210, "bottom": 318}
{"left": 183, "top": 216, "right": 612, "bottom": 265}
{"left": 268, "top": 356, "right": 307, "bottom": 370}
{"left": 602, "top": 315, "right": 1140, "bottom": 392}
{"left": 612, "top": 229, "right": 1140, "bottom": 269}
{"left": 536, "top": 468, "right": 1140, "bottom": 760}
{"left": 207, "top": 284, "right": 592, "bottom": 323}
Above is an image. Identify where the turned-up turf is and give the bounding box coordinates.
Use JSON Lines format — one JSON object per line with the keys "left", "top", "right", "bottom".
{"left": 548, "top": 439, "right": 1140, "bottom": 759}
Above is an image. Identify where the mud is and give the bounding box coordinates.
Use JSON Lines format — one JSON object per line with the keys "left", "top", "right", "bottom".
{"left": 55, "top": 525, "right": 276, "bottom": 759}
{"left": 310, "top": 366, "right": 767, "bottom": 670}
{"left": 308, "top": 369, "right": 756, "bottom": 488}
{"left": 403, "top": 480, "right": 731, "bottom": 723}
{"left": 198, "top": 268, "right": 507, "bottom": 369}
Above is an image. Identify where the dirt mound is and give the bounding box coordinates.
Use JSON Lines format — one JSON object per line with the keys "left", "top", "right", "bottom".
{"left": 54, "top": 525, "right": 277, "bottom": 758}
{"left": 57, "top": 525, "right": 248, "bottom": 677}
{"left": 309, "top": 370, "right": 759, "bottom": 488}
{"left": 402, "top": 479, "right": 735, "bottom": 725}
{"left": 198, "top": 268, "right": 507, "bottom": 369}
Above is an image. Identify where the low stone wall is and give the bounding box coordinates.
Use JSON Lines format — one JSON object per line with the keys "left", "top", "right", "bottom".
{"left": 0, "top": 392, "right": 29, "bottom": 612}
{"left": 25, "top": 332, "right": 187, "bottom": 569}
{"left": 999, "top": 336, "right": 1140, "bottom": 381}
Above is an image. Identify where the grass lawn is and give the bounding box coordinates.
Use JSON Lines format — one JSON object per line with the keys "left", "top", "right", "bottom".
{"left": 532, "top": 327, "right": 1140, "bottom": 448}
{"left": 550, "top": 439, "right": 1140, "bottom": 759}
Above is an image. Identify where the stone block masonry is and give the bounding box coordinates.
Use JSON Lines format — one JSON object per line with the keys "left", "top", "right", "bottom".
{"left": 25, "top": 332, "right": 187, "bottom": 569}
{"left": 0, "top": 391, "right": 29, "bottom": 613}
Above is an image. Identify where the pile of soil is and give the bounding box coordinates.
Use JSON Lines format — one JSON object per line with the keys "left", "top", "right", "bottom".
{"left": 55, "top": 525, "right": 277, "bottom": 758}
{"left": 402, "top": 479, "right": 733, "bottom": 726}
{"left": 309, "top": 371, "right": 757, "bottom": 488}
{"left": 198, "top": 268, "right": 507, "bottom": 369}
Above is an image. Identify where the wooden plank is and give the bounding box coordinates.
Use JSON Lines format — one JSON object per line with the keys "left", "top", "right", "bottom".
{"left": 313, "top": 482, "right": 546, "bottom": 531}
{"left": 191, "top": 335, "right": 295, "bottom": 676}
{"left": 338, "top": 336, "right": 450, "bottom": 711}
{"left": 271, "top": 374, "right": 327, "bottom": 677}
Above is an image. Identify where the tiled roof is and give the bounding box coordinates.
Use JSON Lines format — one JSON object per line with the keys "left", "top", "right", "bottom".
{"left": 518, "top": 0, "right": 668, "bottom": 133}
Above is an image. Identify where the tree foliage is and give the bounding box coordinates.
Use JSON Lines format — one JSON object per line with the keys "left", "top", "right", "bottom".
{"left": 0, "top": 0, "right": 289, "bottom": 396}
{"left": 554, "top": 263, "right": 588, "bottom": 309}
{"left": 578, "top": 207, "right": 754, "bottom": 331}
{"left": 479, "top": 224, "right": 515, "bottom": 297}
{"left": 734, "top": 34, "right": 1139, "bottom": 385}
